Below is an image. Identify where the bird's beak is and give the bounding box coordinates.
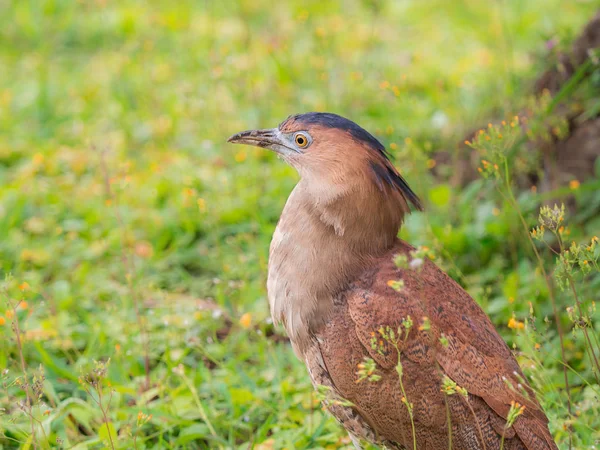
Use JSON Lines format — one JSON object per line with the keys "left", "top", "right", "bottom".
{"left": 227, "top": 128, "right": 298, "bottom": 156}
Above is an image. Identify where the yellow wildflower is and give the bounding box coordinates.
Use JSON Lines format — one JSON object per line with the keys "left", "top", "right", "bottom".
{"left": 239, "top": 312, "right": 252, "bottom": 329}
{"left": 508, "top": 317, "right": 525, "bottom": 330}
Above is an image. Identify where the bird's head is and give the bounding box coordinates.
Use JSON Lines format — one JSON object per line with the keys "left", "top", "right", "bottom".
{"left": 228, "top": 112, "right": 422, "bottom": 214}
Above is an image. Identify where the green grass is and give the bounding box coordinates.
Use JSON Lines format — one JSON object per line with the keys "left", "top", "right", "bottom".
{"left": 0, "top": 0, "right": 599, "bottom": 448}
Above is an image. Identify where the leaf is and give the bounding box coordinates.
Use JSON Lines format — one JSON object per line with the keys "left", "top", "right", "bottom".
{"left": 67, "top": 402, "right": 96, "bottom": 434}
{"left": 34, "top": 342, "right": 78, "bottom": 381}
{"left": 98, "top": 422, "right": 117, "bottom": 448}
{"left": 21, "top": 435, "right": 33, "bottom": 450}
{"left": 502, "top": 271, "right": 519, "bottom": 302}
{"left": 429, "top": 184, "right": 451, "bottom": 207}
{"left": 175, "top": 423, "right": 210, "bottom": 445}
{"left": 229, "top": 387, "right": 254, "bottom": 406}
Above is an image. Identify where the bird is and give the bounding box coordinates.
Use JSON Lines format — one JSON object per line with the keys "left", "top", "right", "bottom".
{"left": 227, "top": 112, "right": 558, "bottom": 450}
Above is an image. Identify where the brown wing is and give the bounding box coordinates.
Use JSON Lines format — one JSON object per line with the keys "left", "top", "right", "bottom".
{"left": 313, "top": 240, "right": 557, "bottom": 450}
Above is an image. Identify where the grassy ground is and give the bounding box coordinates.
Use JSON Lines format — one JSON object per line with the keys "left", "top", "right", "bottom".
{"left": 0, "top": 0, "right": 599, "bottom": 448}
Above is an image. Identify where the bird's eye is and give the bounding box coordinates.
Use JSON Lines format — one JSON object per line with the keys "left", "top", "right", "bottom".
{"left": 294, "top": 133, "right": 310, "bottom": 148}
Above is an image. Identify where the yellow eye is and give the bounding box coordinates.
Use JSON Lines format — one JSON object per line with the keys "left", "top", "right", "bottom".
{"left": 294, "top": 133, "right": 309, "bottom": 148}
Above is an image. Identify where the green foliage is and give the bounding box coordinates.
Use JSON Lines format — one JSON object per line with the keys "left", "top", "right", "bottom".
{"left": 440, "top": 375, "right": 468, "bottom": 400}
{"left": 0, "top": 0, "right": 599, "bottom": 449}
{"left": 468, "top": 116, "right": 600, "bottom": 448}
{"left": 355, "top": 357, "right": 381, "bottom": 384}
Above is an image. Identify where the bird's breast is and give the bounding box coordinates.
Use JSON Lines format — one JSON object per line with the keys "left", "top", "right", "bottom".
{"left": 267, "top": 213, "right": 364, "bottom": 348}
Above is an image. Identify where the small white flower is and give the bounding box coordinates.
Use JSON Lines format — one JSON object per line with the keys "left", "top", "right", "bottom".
{"left": 431, "top": 111, "right": 449, "bottom": 129}
{"left": 172, "top": 364, "right": 185, "bottom": 376}
{"left": 409, "top": 258, "right": 423, "bottom": 269}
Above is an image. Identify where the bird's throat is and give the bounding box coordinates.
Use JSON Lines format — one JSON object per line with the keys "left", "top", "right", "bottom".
{"left": 267, "top": 181, "right": 403, "bottom": 354}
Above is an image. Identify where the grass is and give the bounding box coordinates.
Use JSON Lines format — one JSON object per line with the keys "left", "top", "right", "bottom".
{"left": 0, "top": 0, "right": 599, "bottom": 448}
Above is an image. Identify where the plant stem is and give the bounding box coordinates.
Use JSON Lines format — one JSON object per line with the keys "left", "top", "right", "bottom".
{"left": 9, "top": 298, "right": 37, "bottom": 449}
{"left": 461, "top": 397, "right": 487, "bottom": 450}
{"left": 567, "top": 276, "right": 600, "bottom": 377}
{"left": 392, "top": 344, "right": 417, "bottom": 450}
{"left": 179, "top": 371, "right": 219, "bottom": 442}
{"left": 444, "top": 395, "right": 452, "bottom": 450}
{"left": 554, "top": 233, "right": 600, "bottom": 386}
{"left": 499, "top": 158, "right": 573, "bottom": 448}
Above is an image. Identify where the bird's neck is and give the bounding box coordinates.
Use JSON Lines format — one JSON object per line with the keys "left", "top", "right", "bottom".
{"left": 267, "top": 179, "right": 405, "bottom": 353}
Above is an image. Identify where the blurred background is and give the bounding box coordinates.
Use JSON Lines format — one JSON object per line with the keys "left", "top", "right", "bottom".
{"left": 0, "top": 0, "right": 599, "bottom": 448}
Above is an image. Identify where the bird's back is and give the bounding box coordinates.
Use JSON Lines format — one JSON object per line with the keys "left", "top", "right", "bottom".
{"left": 306, "top": 240, "right": 557, "bottom": 450}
